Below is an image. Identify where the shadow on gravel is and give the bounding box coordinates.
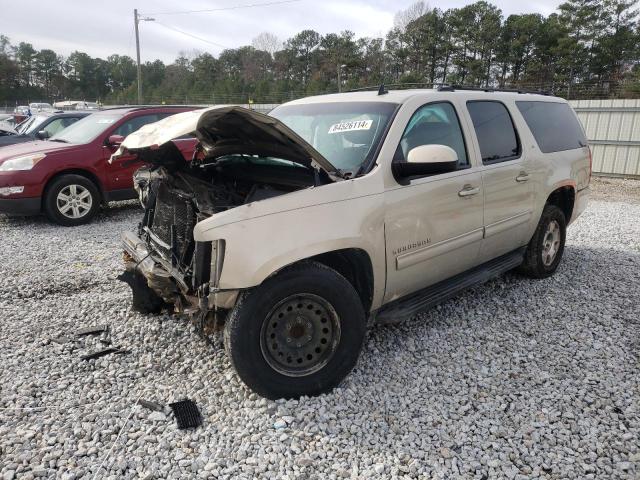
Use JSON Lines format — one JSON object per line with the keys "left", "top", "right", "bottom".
{"left": 0, "top": 200, "right": 140, "bottom": 228}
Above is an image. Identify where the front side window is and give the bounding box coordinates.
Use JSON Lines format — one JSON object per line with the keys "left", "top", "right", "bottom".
{"left": 395, "top": 102, "right": 468, "bottom": 167}
{"left": 112, "top": 113, "right": 169, "bottom": 137}
{"left": 467, "top": 101, "right": 520, "bottom": 164}
{"left": 269, "top": 102, "right": 397, "bottom": 173}
{"left": 42, "top": 118, "right": 76, "bottom": 136}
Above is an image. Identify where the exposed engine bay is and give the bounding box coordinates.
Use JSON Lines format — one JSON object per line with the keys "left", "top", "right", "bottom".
{"left": 117, "top": 105, "right": 340, "bottom": 328}
{"left": 127, "top": 148, "right": 322, "bottom": 309}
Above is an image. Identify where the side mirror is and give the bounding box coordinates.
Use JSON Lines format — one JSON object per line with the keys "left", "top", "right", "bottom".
{"left": 393, "top": 144, "right": 459, "bottom": 178}
{"left": 36, "top": 130, "right": 50, "bottom": 140}
{"left": 107, "top": 134, "right": 125, "bottom": 147}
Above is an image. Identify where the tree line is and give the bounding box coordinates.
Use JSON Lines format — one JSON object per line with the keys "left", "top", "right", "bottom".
{"left": 1, "top": 0, "right": 639, "bottom": 105}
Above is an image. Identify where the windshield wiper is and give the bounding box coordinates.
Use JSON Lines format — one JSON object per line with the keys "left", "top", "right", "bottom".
{"left": 49, "top": 138, "right": 69, "bottom": 143}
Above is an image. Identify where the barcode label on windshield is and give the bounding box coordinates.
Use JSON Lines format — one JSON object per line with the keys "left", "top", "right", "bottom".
{"left": 328, "top": 120, "right": 372, "bottom": 134}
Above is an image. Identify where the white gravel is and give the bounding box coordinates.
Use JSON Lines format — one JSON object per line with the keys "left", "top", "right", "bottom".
{"left": 1, "top": 189, "right": 639, "bottom": 479}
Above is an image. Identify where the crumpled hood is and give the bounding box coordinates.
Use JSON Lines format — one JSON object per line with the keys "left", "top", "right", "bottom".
{"left": 111, "top": 106, "right": 337, "bottom": 174}
{"left": 0, "top": 121, "right": 17, "bottom": 135}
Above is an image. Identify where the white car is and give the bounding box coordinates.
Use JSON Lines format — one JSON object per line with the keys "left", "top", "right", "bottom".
{"left": 115, "top": 87, "right": 591, "bottom": 399}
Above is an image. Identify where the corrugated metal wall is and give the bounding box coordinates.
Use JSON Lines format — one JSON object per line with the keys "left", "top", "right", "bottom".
{"left": 570, "top": 99, "right": 640, "bottom": 178}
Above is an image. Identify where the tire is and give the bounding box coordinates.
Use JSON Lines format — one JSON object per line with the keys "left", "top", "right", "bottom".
{"left": 224, "top": 261, "right": 366, "bottom": 399}
{"left": 517, "top": 204, "right": 567, "bottom": 278}
{"left": 117, "top": 270, "right": 168, "bottom": 314}
{"left": 43, "top": 174, "right": 100, "bottom": 226}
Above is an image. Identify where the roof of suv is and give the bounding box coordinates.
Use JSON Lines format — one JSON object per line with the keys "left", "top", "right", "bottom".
{"left": 284, "top": 88, "right": 565, "bottom": 106}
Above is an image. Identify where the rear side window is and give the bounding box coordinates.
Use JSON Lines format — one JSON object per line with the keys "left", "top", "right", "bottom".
{"left": 516, "top": 101, "right": 587, "bottom": 153}
{"left": 467, "top": 101, "right": 520, "bottom": 164}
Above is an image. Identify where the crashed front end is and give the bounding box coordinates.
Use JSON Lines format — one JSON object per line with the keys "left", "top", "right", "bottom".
{"left": 120, "top": 161, "right": 240, "bottom": 322}
{"left": 115, "top": 106, "right": 337, "bottom": 326}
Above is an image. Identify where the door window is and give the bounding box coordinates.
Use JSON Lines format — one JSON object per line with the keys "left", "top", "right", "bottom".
{"left": 395, "top": 102, "right": 468, "bottom": 168}
{"left": 112, "top": 113, "right": 168, "bottom": 138}
{"left": 43, "top": 117, "right": 78, "bottom": 136}
{"left": 467, "top": 101, "right": 520, "bottom": 164}
{"left": 516, "top": 101, "right": 587, "bottom": 153}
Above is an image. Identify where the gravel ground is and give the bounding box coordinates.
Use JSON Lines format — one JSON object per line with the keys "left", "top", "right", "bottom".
{"left": 1, "top": 183, "right": 639, "bottom": 480}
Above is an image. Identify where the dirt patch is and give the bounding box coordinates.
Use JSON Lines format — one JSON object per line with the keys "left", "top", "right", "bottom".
{"left": 590, "top": 176, "right": 640, "bottom": 204}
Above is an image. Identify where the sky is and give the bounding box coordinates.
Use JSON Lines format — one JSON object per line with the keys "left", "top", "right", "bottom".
{"left": 1, "top": 0, "right": 562, "bottom": 63}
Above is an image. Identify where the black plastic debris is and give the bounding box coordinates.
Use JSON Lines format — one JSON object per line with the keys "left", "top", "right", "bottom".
{"left": 138, "top": 399, "right": 165, "bottom": 412}
{"left": 81, "top": 347, "right": 129, "bottom": 361}
{"left": 169, "top": 399, "right": 202, "bottom": 429}
{"left": 76, "top": 325, "right": 109, "bottom": 336}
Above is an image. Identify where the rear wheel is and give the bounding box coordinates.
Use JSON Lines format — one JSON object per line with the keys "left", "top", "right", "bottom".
{"left": 43, "top": 174, "right": 100, "bottom": 226}
{"left": 517, "top": 204, "right": 567, "bottom": 278}
{"left": 224, "top": 262, "right": 366, "bottom": 399}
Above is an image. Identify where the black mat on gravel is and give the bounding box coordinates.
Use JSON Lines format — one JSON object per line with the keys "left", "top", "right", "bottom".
{"left": 169, "top": 399, "right": 202, "bottom": 429}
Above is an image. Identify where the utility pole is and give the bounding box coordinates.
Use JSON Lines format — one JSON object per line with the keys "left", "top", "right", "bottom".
{"left": 134, "top": 9, "right": 142, "bottom": 104}
{"left": 134, "top": 9, "right": 154, "bottom": 105}
{"left": 337, "top": 64, "right": 346, "bottom": 93}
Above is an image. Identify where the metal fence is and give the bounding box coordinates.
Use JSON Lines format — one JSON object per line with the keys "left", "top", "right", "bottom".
{"left": 570, "top": 99, "right": 640, "bottom": 178}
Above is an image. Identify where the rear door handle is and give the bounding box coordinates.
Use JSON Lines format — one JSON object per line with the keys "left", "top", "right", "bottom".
{"left": 458, "top": 185, "right": 480, "bottom": 197}
{"left": 516, "top": 172, "right": 530, "bottom": 182}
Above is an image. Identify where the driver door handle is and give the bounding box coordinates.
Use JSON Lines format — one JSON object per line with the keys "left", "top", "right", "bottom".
{"left": 458, "top": 185, "right": 480, "bottom": 197}
{"left": 516, "top": 172, "right": 530, "bottom": 182}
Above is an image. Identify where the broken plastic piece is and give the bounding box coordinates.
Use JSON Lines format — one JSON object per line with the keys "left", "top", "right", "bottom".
{"left": 81, "top": 347, "right": 129, "bottom": 361}
{"left": 76, "top": 325, "right": 109, "bottom": 336}
{"left": 138, "top": 399, "right": 165, "bottom": 412}
{"left": 169, "top": 399, "right": 202, "bottom": 429}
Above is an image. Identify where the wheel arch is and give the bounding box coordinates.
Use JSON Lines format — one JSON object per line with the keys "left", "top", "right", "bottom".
{"left": 268, "top": 248, "right": 375, "bottom": 313}
{"left": 42, "top": 168, "right": 105, "bottom": 207}
{"left": 545, "top": 183, "right": 576, "bottom": 223}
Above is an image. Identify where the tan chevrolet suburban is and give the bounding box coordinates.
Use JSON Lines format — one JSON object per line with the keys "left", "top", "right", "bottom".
{"left": 114, "top": 86, "right": 591, "bottom": 399}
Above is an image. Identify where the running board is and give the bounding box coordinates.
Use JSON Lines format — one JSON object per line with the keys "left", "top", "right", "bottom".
{"left": 374, "top": 248, "right": 525, "bottom": 325}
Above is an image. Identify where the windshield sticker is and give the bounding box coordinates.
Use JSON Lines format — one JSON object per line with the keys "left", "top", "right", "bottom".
{"left": 96, "top": 119, "right": 116, "bottom": 124}
{"left": 328, "top": 119, "right": 373, "bottom": 134}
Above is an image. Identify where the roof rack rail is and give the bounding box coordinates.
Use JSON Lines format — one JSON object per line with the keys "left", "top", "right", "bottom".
{"left": 347, "top": 83, "right": 552, "bottom": 96}
{"left": 437, "top": 84, "right": 552, "bottom": 96}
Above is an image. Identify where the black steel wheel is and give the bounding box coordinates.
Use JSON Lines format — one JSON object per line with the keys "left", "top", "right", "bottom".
{"left": 224, "top": 261, "right": 366, "bottom": 399}
{"left": 260, "top": 293, "right": 341, "bottom": 377}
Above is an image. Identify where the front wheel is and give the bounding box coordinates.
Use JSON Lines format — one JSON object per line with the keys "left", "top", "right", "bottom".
{"left": 517, "top": 204, "right": 567, "bottom": 278}
{"left": 224, "top": 262, "right": 366, "bottom": 399}
{"left": 43, "top": 174, "right": 100, "bottom": 226}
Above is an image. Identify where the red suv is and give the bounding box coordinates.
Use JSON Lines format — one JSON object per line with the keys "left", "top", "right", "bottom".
{"left": 0, "top": 106, "right": 197, "bottom": 225}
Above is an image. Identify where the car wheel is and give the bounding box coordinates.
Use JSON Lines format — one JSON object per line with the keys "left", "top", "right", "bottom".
{"left": 224, "top": 261, "right": 366, "bottom": 399}
{"left": 43, "top": 174, "right": 100, "bottom": 226}
{"left": 517, "top": 204, "right": 567, "bottom": 278}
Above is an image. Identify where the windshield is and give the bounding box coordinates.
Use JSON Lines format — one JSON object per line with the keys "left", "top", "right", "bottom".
{"left": 18, "top": 115, "right": 49, "bottom": 134}
{"left": 270, "top": 101, "right": 397, "bottom": 172}
{"left": 50, "top": 113, "right": 121, "bottom": 144}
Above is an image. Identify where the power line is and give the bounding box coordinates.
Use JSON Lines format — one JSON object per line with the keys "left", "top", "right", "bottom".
{"left": 143, "top": 0, "right": 303, "bottom": 16}
{"left": 152, "top": 20, "right": 229, "bottom": 49}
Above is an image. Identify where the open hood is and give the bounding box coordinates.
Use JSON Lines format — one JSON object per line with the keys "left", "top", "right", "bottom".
{"left": 111, "top": 106, "right": 338, "bottom": 175}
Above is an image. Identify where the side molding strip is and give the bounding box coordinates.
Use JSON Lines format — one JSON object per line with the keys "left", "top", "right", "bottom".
{"left": 396, "top": 228, "right": 484, "bottom": 271}
{"left": 484, "top": 211, "right": 532, "bottom": 239}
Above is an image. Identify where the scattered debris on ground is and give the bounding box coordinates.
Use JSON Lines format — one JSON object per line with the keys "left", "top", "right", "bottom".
{"left": 1, "top": 190, "right": 639, "bottom": 478}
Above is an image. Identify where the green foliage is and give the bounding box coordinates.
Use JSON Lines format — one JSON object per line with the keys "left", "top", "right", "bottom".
{"left": 1, "top": 0, "right": 639, "bottom": 105}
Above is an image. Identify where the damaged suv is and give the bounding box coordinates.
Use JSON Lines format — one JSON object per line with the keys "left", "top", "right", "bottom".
{"left": 116, "top": 88, "right": 590, "bottom": 399}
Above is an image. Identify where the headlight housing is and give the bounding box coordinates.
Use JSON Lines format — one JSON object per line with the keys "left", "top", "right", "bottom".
{"left": 210, "top": 239, "right": 225, "bottom": 289}
{"left": 0, "top": 153, "right": 46, "bottom": 172}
